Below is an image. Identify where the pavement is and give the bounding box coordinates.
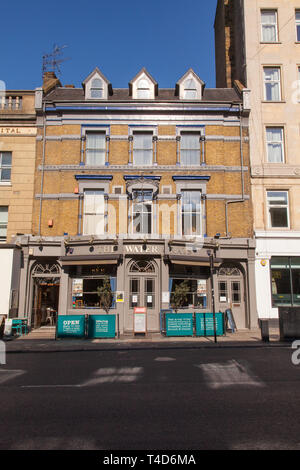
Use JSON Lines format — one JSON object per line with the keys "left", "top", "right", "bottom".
{"left": 1, "top": 325, "right": 291, "bottom": 353}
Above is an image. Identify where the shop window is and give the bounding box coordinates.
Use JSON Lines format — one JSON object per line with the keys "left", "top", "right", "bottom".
{"left": 261, "top": 10, "right": 278, "bottom": 42}
{"left": 271, "top": 257, "right": 300, "bottom": 307}
{"left": 181, "top": 190, "right": 202, "bottom": 236}
{"left": 0, "top": 152, "right": 12, "bottom": 182}
{"left": 169, "top": 278, "right": 207, "bottom": 309}
{"left": 267, "top": 191, "right": 289, "bottom": 228}
{"left": 86, "top": 132, "right": 106, "bottom": 166}
{"left": 72, "top": 276, "right": 116, "bottom": 309}
{"left": 180, "top": 132, "right": 201, "bottom": 165}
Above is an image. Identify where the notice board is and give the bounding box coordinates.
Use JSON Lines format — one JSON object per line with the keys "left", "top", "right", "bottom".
{"left": 88, "top": 315, "right": 116, "bottom": 338}
{"left": 133, "top": 307, "right": 147, "bottom": 334}
{"left": 165, "top": 313, "right": 194, "bottom": 337}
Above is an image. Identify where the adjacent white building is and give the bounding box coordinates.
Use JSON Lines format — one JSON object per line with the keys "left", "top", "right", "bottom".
{"left": 215, "top": 0, "right": 300, "bottom": 319}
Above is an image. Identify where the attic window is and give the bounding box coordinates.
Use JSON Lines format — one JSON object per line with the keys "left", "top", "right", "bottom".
{"left": 137, "top": 79, "right": 150, "bottom": 99}
{"left": 91, "top": 78, "right": 103, "bottom": 98}
{"left": 184, "top": 78, "right": 197, "bottom": 99}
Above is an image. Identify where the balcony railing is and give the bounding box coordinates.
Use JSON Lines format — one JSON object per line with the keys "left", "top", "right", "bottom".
{"left": 0, "top": 96, "right": 22, "bottom": 110}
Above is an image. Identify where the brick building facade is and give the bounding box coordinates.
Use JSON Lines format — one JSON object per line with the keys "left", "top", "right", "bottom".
{"left": 15, "top": 68, "right": 258, "bottom": 332}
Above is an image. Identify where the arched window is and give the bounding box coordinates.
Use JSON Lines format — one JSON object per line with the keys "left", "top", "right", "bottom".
{"left": 90, "top": 78, "right": 103, "bottom": 98}
{"left": 129, "top": 259, "right": 155, "bottom": 273}
{"left": 184, "top": 78, "right": 197, "bottom": 99}
{"left": 137, "top": 79, "right": 150, "bottom": 99}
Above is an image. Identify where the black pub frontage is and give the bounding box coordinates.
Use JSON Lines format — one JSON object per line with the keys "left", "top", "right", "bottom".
{"left": 16, "top": 235, "right": 258, "bottom": 334}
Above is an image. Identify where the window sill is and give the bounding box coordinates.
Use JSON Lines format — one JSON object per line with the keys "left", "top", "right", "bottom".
{"left": 262, "top": 100, "right": 285, "bottom": 104}
{"left": 0, "top": 182, "right": 12, "bottom": 186}
{"left": 260, "top": 42, "right": 282, "bottom": 44}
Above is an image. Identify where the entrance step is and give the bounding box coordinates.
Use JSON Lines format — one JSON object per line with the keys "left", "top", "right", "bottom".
{"left": 19, "top": 326, "right": 56, "bottom": 340}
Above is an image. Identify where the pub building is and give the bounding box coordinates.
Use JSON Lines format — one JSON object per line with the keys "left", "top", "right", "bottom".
{"left": 15, "top": 68, "right": 258, "bottom": 334}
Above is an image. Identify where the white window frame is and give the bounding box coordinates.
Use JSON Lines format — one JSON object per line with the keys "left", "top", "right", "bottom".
{"left": 132, "top": 131, "right": 154, "bottom": 166}
{"left": 183, "top": 78, "right": 198, "bottom": 99}
{"left": 131, "top": 189, "right": 153, "bottom": 236}
{"left": 263, "top": 67, "right": 282, "bottom": 101}
{"left": 267, "top": 190, "right": 289, "bottom": 229}
{"left": 90, "top": 78, "right": 103, "bottom": 98}
{"left": 137, "top": 79, "right": 150, "bottom": 99}
{"left": 181, "top": 190, "right": 202, "bottom": 237}
{"left": 261, "top": 10, "right": 278, "bottom": 42}
{"left": 85, "top": 131, "right": 106, "bottom": 166}
{"left": 0, "top": 206, "right": 8, "bottom": 241}
{"left": 0, "top": 152, "right": 12, "bottom": 182}
{"left": 83, "top": 189, "right": 106, "bottom": 236}
{"left": 266, "top": 127, "right": 285, "bottom": 163}
{"left": 296, "top": 10, "right": 300, "bottom": 42}
{"left": 180, "top": 131, "right": 201, "bottom": 165}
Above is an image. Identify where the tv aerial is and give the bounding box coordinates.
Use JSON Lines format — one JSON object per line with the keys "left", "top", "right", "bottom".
{"left": 42, "top": 44, "right": 70, "bottom": 77}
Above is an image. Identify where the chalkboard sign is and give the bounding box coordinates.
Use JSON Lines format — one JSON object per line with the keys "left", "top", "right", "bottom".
{"left": 225, "top": 308, "right": 237, "bottom": 333}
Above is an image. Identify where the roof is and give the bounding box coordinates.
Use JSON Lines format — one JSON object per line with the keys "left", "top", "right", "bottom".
{"left": 44, "top": 87, "right": 241, "bottom": 103}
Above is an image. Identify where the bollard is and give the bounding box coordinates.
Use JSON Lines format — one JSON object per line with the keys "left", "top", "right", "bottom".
{"left": 260, "top": 319, "right": 269, "bottom": 342}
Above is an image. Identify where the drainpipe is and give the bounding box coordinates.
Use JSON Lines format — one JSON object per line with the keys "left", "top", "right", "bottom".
{"left": 225, "top": 103, "right": 245, "bottom": 237}
{"left": 38, "top": 101, "right": 46, "bottom": 236}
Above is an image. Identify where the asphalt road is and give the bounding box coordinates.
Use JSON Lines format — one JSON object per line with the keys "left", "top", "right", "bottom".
{"left": 0, "top": 346, "right": 299, "bottom": 450}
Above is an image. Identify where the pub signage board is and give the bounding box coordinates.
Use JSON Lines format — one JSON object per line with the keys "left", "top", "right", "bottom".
{"left": 195, "top": 312, "right": 224, "bottom": 336}
{"left": 57, "top": 315, "right": 85, "bottom": 338}
{"left": 165, "top": 313, "right": 194, "bottom": 337}
{"left": 88, "top": 315, "right": 116, "bottom": 338}
{"left": 134, "top": 307, "right": 147, "bottom": 334}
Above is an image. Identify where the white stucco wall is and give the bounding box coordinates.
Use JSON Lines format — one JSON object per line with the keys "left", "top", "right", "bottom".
{"left": 255, "top": 231, "right": 300, "bottom": 318}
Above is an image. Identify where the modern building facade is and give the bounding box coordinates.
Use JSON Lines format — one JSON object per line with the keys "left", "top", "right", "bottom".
{"left": 215, "top": 0, "right": 300, "bottom": 320}
{"left": 15, "top": 68, "right": 257, "bottom": 332}
{"left": 0, "top": 89, "right": 36, "bottom": 317}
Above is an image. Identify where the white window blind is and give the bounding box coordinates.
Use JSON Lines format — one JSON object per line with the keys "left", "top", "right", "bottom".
{"left": 86, "top": 133, "right": 106, "bottom": 165}
{"left": 83, "top": 190, "right": 105, "bottom": 235}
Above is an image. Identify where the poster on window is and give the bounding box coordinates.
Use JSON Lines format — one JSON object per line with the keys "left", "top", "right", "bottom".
{"left": 197, "top": 280, "right": 207, "bottom": 296}
{"left": 72, "top": 278, "right": 83, "bottom": 297}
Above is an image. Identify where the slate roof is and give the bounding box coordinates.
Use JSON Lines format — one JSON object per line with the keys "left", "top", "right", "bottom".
{"left": 45, "top": 87, "right": 241, "bottom": 103}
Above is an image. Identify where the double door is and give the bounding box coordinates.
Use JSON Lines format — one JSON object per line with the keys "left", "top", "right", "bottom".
{"left": 127, "top": 275, "right": 159, "bottom": 332}
{"left": 217, "top": 277, "right": 246, "bottom": 329}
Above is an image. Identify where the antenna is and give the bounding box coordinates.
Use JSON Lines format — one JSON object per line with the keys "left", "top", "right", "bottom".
{"left": 42, "top": 44, "right": 70, "bottom": 77}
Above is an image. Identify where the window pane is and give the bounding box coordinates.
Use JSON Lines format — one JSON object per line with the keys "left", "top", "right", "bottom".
{"left": 268, "top": 191, "right": 288, "bottom": 205}
{"left": 269, "top": 208, "right": 288, "bottom": 227}
{"left": 296, "top": 11, "right": 300, "bottom": 41}
{"left": 133, "top": 132, "right": 153, "bottom": 165}
{"left": 1, "top": 152, "right": 12, "bottom": 166}
{"left": 271, "top": 257, "right": 291, "bottom": 306}
{"left": 181, "top": 191, "right": 201, "bottom": 235}
{"left": 264, "top": 68, "right": 281, "bottom": 101}
{"left": 261, "top": 11, "right": 277, "bottom": 42}
{"left": 266, "top": 128, "right": 284, "bottom": 162}
{"left": 181, "top": 133, "right": 200, "bottom": 165}
{"left": 1, "top": 169, "right": 11, "bottom": 181}
{"left": 86, "top": 133, "right": 105, "bottom": 165}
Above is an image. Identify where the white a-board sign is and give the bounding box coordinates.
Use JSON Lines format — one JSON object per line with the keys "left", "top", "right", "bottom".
{"left": 133, "top": 307, "right": 147, "bottom": 335}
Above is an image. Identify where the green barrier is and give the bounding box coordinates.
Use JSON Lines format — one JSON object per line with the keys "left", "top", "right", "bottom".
{"left": 195, "top": 312, "right": 224, "bottom": 336}
{"left": 165, "top": 313, "right": 194, "bottom": 337}
{"left": 88, "top": 315, "right": 116, "bottom": 338}
{"left": 57, "top": 315, "right": 86, "bottom": 338}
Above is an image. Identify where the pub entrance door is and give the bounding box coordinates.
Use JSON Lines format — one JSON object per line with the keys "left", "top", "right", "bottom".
{"left": 126, "top": 258, "right": 159, "bottom": 332}
{"left": 31, "top": 262, "right": 61, "bottom": 329}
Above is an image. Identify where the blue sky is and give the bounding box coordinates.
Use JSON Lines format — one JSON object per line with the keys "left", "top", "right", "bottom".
{"left": 2, "top": 0, "right": 218, "bottom": 91}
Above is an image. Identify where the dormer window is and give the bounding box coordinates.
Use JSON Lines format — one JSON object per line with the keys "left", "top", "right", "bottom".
{"left": 82, "top": 67, "right": 111, "bottom": 100}
{"left": 137, "top": 79, "right": 150, "bottom": 99}
{"left": 184, "top": 79, "right": 197, "bottom": 99}
{"left": 90, "top": 78, "right": 103, "bottom": 98}
{"left": 176, "top": 69, "right": 204, "bottom": 100}
{"left": 130, "top": 68, "right": 157, "bottom": 100}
